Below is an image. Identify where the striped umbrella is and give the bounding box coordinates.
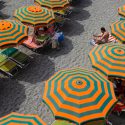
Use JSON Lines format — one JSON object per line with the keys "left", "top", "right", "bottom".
{"left": 118, "top": 5, "right": 125, "bottom": 17}
{"left": 89, "top": 43, "right": 125, "bottom": 79}
{"left": 14, "top": 5, "right": 55, "bottom": 28}
{"left": 34, "top": 0, "right": 69, "bottom": 11}
{"left": 111, "top": 20, "right": 125, "bottom": 43}
{"left": 0, "top": 112, "right": 46, "bottom": 125}
{"left": 43, "top": 68, "right": 117, "bottom": 125}
{"left": 0, "top": 20, "right": 28, "bottom": 49}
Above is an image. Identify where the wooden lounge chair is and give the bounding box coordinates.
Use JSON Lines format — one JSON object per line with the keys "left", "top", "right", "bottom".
{"left": 0, "top": 54, "right": 20, "bottom": 78}
{"left": 0, "top": 48, "right": 32, "bottom": 68}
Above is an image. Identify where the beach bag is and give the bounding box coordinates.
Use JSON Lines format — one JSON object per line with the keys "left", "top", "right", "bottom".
{"left": 57, "top": 32, "right": 64, "bottom": 43}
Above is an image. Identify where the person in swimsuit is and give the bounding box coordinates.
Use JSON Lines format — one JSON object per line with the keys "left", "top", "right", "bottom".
{"left": 93, "top": 27, "right": 109, "bottom": 44}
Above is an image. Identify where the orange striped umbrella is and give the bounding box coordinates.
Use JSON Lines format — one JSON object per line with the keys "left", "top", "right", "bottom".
{"left": 89, "top": 43, "right": 125, "bottom": 79}
{"left": 34, "top": 0, "right": 69, "bottom": 11}
{"left": 111, "top": 20, "right": 125, "bottom": 43}
{"left": 43, "top": 68, "right": 117, "bottom": 125}
{"left": 0, "top": 20, "right": 28, "bottom": 49}
{"left": 0, "top": 112, "right": 46, "bottom": 125}
{"left": 118, "top": 5, "right": 125, "bottom": 17}
{"left": 14, "top": 5, "right": 55, "bottom": 28}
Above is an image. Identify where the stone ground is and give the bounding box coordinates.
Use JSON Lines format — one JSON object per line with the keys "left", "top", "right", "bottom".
{"left": 0, "top": 0, "right": 125, "bottom": 125}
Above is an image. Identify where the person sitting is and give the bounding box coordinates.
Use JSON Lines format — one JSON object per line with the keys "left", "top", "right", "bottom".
{"left": 93, "top": 27, "right": 109, "bottom": 44}
{"left": 90, "top": 27, "right": 109, "bottom": 46}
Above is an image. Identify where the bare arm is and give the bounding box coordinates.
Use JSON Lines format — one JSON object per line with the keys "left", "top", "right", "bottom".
{"left": 93, "top": 33, "right": 103, "bottom": 37}
{"left": 100, "top": 33, "right": 105, "bottom": 41}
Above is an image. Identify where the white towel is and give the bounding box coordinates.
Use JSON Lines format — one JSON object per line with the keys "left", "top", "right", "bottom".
{"left": 90, "top": 39, "right": 98, "bottom": 46}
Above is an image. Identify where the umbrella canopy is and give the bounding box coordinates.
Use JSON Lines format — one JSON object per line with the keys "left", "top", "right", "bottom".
{"left": 118, "top": 5, "right": 125, "bottom": 17}
{"left": 14, "top": 5, "right": 55, "bottom": 28}
{"left": 89, "top": 43, "right": 125, "bottom": 79}
{"left": 0, "top": 20, "right": 28, "bottom": 49}
{"left": 43, "top": 68, "right": 117, "bottom": 125}
{"left": 0, "top": 112, "right": 46, "bottom": 125}
{"left": 52, "top": 120, "right": 75, "bottom": 125}
{"left": 34, "top": 0, "right": 69, "bottom": 11}
{"left": 111, "top": 20, "right": 125, "bottom": 43}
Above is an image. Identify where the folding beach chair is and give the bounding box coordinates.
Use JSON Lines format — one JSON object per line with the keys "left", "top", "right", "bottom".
{"left": 0, "top": 48, "right": 32, "bottom": 68}
{"left": 0, "top": 54, "right": 20, "bottom": 78}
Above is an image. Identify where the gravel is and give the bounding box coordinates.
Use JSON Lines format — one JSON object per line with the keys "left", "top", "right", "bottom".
{"left": 0, "top": 0, "right": 125, "bottom": 124}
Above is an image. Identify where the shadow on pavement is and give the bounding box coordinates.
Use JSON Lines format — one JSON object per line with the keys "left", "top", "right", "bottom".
{"left": 0, "top": 78, "right": 26, "bottom": 117}
{"left": 16, "top": 55, "right": 55, "bottom": 84}
{"left": 0, "top": 1, "right": 10, "bottom": 19}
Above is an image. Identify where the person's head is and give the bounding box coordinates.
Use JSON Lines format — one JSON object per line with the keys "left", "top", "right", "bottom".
{"left": 101, "top": 27, "right": 106, "bottom": 33}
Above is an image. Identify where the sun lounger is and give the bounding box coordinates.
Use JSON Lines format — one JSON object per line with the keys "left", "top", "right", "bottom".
{"left": 55, "top": 14, "right": 67, "bottom": 27}
{"left": 0, "top": 54, "right": 20, "bottom": 78}
{"left": 0, "top": 48, "right": 32, "bottom": 68}
{"left": 36, "top": 35, "right": 51, "bottom": 43}
{"left": 55, "top": 8, "right": 72, "bottom": 18}
{"left": 23, "top": 36, "right": 44, "bottom": 52}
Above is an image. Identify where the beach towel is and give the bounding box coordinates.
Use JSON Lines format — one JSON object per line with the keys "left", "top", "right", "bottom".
{"left": 108, "top": 34, "right": 117, "bottom": 43}
{"left": 90, "top": 39, "right": 98, "bottom": 46}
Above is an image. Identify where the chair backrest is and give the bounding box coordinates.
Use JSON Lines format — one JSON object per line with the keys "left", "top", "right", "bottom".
{"left": 0, "top": 54, "right": 8, "bottom": 66}
{"left": 1, "top": 48, "right": 18, "bottom": 56}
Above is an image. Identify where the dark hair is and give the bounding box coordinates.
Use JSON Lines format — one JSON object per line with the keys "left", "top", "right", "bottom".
{"left": 101, "top": 27, "right": 106, "bottom": 32}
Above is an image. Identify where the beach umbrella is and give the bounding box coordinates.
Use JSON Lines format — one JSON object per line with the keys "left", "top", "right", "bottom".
{"left": 52, "top": 120, "right": 75, "bottom": 125}
{"left": 118, "top": 5, "right": 125, "bottom": 17}
{"left": 14, "top": 5, "right": 55, "bottom": 29}
{"left": 0, "top": 20, "right": 28, "bottom": 49}
{"left": 43, "top": 68, "right": 117, "bottom": 125}
{"left": 0, "top": 112, "right": 46, "bottom": 125}
{"left": 34, "top": 0, "right": 69, "bottom": 11}
{"left": 111, "top": 20, "right": 125, "bottom": 43}
{"left": 89, "top": 43, "right": 125, "bottom": 79}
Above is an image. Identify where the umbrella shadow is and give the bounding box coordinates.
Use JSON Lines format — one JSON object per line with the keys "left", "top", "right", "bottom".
{"left": 0, "top": 1, "right": 10, "bottom": 19}
{"left": 69, "top": 0, "right": 92, "bottom": 21}
{"left": 72, "top": 0, "right": 92, "bottom": 8}
{"left": 68, "top": 9, "right": 91, "bottom": 21}
{"left": 109, "top": 113, "right": 125, "bottom": 125}
{"left": 62, "top": 20, "right": 84, "bottom": 36}
{"left": 16, "top": 55, "right": 55, "bottom": 84}
{"left": 40, "top": 38, "right": 73, "bottom": 58}
{"left": 0, "top": 11, "right": 10, "bottom": 19}
{"left": 0, "top": 78, "right": 26, "bottom": 117}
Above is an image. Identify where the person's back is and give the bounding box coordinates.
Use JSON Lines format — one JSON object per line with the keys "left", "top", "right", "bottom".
{"left": 102, "top": 31, "right": 109, "bottom": 43}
